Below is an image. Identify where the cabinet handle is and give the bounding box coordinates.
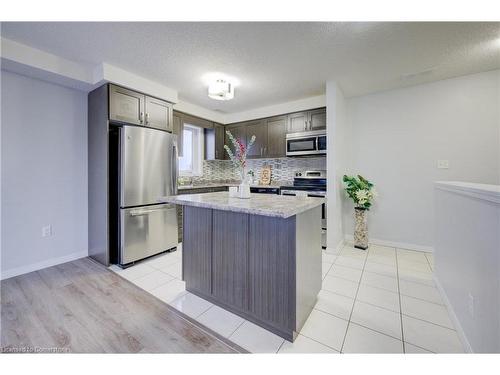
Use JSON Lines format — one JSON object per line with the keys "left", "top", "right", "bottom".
{"left": 145, "top": 113, "right": 150, "bottom": 125}
{"left": 140, "top": 112, "right": 144, "bottom": 124}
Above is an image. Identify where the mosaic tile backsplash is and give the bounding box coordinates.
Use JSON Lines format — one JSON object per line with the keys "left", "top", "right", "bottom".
{"left": 179, "top": 157, "right": 326, "bottom": 185}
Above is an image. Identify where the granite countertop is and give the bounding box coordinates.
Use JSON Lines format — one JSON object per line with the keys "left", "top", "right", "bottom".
{"left": 161, "top": 191, "right": 325, "bottom": 218}
{"left": 178, "top": 181, "right": 285, "bottom": 190}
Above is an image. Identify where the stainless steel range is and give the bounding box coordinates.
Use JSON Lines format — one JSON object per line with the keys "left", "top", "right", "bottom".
{"left": 280, "top": 170, "right": 327, "bottom": 248}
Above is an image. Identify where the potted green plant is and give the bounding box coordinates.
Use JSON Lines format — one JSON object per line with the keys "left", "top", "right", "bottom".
{"left": 343, "top": 175, "right": 377, "bottom": 250}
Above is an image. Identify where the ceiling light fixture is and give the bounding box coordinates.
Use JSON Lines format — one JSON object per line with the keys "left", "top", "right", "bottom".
{"left": 208, "top": 79, "right": 234, "bottom": 101}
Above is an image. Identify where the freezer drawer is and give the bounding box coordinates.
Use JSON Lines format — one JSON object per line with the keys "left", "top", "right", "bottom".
{"left": 120, "top": 203, "right": 178, "bottom": 265}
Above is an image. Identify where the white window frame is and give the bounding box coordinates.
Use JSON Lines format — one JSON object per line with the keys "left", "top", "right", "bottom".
{"left": 179, "top": 124, "right": 204, "bottom": 177}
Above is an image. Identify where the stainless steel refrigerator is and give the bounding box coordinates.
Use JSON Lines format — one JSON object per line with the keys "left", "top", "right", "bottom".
{"left": 114, "top": 125, "right": 178, "bottom": 267}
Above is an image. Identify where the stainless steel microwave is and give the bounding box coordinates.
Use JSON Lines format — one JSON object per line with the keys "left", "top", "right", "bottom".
{"left": 286, "top": 130, "right": 326, "bottom": 157}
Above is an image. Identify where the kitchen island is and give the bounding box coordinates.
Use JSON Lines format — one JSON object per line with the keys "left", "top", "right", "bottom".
{"left": 162, "top": 191, "right": 324, "bottom": 342}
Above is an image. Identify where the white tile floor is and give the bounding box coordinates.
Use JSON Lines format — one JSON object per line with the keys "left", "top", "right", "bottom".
{"left": 110, "top": 242, "right": 464, "bottom": 353}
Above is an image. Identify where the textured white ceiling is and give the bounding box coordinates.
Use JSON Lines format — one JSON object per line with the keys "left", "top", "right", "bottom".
{"left": 1, "top": 22, "right": 499, "bottom": 113}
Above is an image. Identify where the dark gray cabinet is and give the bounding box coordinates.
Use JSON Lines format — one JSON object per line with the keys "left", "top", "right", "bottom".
{"left": 181, "top": 205, "right": 321, "bottom": 341}
{"left": 172, "top": 111, "right": 183, "bottom": 157}
{"left": 226, "top": 115, "right": 287, "bottom": 159}
{"left": 224, "top": 107, "right": 325, "bottom": 158}
{"left": 287, "top": 108, "right": 326, "bottom": 133}
{"left": 266, "top": 115, "right": 287, "bottom": 157}
{"left": 245, "top": 120, "right": 268, "bottom": 158}
{"left": 204, "top": 122, "right": 225, "bottom": 160}
{"left": 109, "top": 84, "right": 145, "bottom": 125}
{"left": 214, "top": 123, "right": 225, "bottom": 160}
{"left": 145, "top": 96, "right": 173, "bottom": 132}
{"left": 224, "top": 124, "right": 247, "bottom": 159}
{"left": 309, "top": 108, "right": 327, "bottom": 131}
{"left": 287, "top": 111, "right": 308, "bottom": 133}
{"left": 109, "top": 84, "right": 173, "bottom": 131}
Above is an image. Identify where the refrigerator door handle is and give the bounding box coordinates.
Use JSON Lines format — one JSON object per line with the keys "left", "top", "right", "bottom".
{"left": 172, "top": 140, "right": 178, "bottom": 196}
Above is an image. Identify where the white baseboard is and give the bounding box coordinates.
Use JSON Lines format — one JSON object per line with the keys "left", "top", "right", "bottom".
{"left": 325, "top": 237, "right": 345, "bottom": 255}
{"left": 433, "top": 275, "right": 473, "bottom": 353}
{"left": 0, "top": 250, "right": 88, "bottom": 280}
{"left": 344, "top": 234, "right": 434, "bottom": 253}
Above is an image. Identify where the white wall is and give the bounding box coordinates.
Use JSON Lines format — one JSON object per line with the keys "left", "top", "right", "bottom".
{"left": 326, "top": 82, "right": 350, "bottom": 251}
{"left": 434, "top": 182, "right": 500, "bottom": 352}
{"left": 343, "top": 70, "right": 500, "bottom": 251}
{"left": 1, "top": 71, "right": 88, "bottom": 279}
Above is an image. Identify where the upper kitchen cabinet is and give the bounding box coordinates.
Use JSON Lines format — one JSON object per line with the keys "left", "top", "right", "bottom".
{"left": 287, "top": 111, "right": 308, "bottom": 133}
{"left": 287, "top": 108, "right": 326, "bottom": 133}
{"left": 266, "top": 115, "right": 287, "bottom": 157}
{"left": 224, "top": 123, "right": 247, "bottom": 159}
{"left": 308, "top": 108, "right": 327, "bottom": 131}
{"left": 214, "top": 123, "right": 226, "bottom": 160}
{"left": 144, "top": 96, "right": 173, "bottom": 132}
{"left": 108, "top": 84, "right": 173, "bottom": 131}
{"left": 205, "top": 123, "right": 226, "bottom": 160}
{"left": 109, "top": 84, "right": 145, "bottom": 126}
{"left": 245, "top": 120, "right": 268, "bottom": 158}
{"left": 172, "top": 111, "right": 183, "bottom": 157}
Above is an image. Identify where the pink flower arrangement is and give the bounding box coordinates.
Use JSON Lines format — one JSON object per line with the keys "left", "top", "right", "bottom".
{"left": 224, "top": 130, "right": 256, "bottom": 180}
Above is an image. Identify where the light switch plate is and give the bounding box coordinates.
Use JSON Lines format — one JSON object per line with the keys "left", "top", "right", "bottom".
{"left": 437, "top": 160, "right": 450, "bottom": 169}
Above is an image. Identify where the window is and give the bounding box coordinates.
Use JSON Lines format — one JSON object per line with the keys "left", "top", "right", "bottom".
{"left": 179, "top": 124, "right": 203, "bottom": 176}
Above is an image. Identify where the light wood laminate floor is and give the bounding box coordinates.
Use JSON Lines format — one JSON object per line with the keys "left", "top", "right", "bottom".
{"left": 1, "top": 258, "right": 241, "bottom": 353}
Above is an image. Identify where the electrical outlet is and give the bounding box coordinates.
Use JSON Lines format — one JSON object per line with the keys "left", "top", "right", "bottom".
{"left": 468, "top": 293, "right": 474, "bottom": 317}
{"left": 42, "top": 225, "right": 52, "bottom": 238}
{"left": 437, "top": 160, "right": 450, "bottom": 169}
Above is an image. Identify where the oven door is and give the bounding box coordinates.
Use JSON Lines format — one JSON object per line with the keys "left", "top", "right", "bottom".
{"left": 286, "top": 136, "right": 318, "bottom": 156}
{"left": 306, "top": 193, "right": 327, "bottom": 249}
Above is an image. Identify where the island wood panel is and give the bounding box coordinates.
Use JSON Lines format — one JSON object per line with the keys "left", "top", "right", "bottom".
{"left": 212, "top": 210, "right": 249, "bottom": 311}
{"left": 182, "top": 206, "right": 212, "bottom": 295}
{"left": 248, "top": 215, "right": 296, "bottom": 332}
{"left": 295, "top": 206, "right": 322, "bottom": 331}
